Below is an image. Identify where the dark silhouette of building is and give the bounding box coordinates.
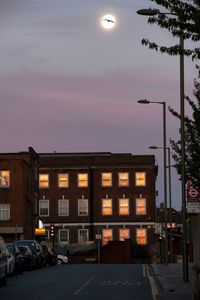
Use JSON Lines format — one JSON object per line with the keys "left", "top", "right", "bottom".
{"left": 0, "top": 149, "right": 158, "bottom": 258}
{"left": 0, "top": 147, "right": 38, "bottom": 242}
{"left": 38, "top": 152, "right": 157, "bottom": 256}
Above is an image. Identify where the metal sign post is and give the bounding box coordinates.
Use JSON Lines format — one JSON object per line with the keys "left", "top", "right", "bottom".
{"left": 96, "top": 229, "right": 102, "bottom": 264}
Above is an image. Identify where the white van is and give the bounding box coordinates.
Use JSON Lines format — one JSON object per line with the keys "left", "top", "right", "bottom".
{"left": 0, "top": 236, "right": 7, "bottom": 285}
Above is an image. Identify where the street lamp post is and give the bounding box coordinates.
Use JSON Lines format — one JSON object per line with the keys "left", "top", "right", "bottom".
{"left": 137, "top": 99, "right": 168, "bottom": 264}
{"left": 149, "top": 145, "right": 173, "bottom": 263}
{"left": 167, "top": 147, "right": 173, "bottom": 263}
{"left": 137, "top": 8, "right": 188, "bottom": 282}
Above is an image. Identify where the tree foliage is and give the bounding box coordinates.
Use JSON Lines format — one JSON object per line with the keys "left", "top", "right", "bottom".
{"left": 169, "top": 69, "right": 200, "bottom": 186}
{"left": 141, "top": 0, "right": 200, "bottom": 59}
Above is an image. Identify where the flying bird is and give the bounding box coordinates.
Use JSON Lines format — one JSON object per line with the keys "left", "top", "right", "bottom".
{"left": 103, "top": 18, "right": 115, "bottom": 23}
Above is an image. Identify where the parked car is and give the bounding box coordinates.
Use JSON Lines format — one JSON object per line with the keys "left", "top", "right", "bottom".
{"left": 6, "top": 243, "right": 24, "bottom": 274}
{"left": 16, "top": 240, "right": 44, "bottom": 269}
{"left": 18, "top": 245, "right": 36, "bottom": 271}
{"left": 57, "top": 254, "right": 68, "bottom": 264}
{"left": 5, "top": 248, "right": 15, "bottom": 276}
{"left": 41, "top": 244, "right": 57, "bottom": 266}
{"left": 0, "top": 236, "right": 7, "bottom": 285}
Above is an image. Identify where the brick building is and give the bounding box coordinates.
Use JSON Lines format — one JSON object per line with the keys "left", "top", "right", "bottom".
{"left": 0, "top": 147, "right": 38, "bottom": 242}
{"left": 38, "top": 152, "right": 157, "bottom": 255}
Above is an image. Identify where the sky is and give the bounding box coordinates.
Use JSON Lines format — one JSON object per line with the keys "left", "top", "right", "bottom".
{"left": 0, "top": 0, "right": 198, "bottom": 209}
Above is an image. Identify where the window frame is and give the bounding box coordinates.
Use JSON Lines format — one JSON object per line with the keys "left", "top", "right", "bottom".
{"left": 101, "top": 172, "right": 112, "bottom": 187}
{"left": 39, "top": 174, "right": 49, "bottom": 189}
{"left": 135, "top": 172, "right": 146, "bottom": 186}
{"left": 78, "top": 173, "right": 88, "bottom": 188}
{"left": 39, "top": 200, "right": 49, "bottom": 217}
{"left": 119, "top": 228, "right": 130, "bottom": 241}
{"left": 0, "top": 170, "right": 10, "bottom": 188}
{"left": 58, "top": 173, "right": 69, "bottom": 188}
{"left": 78, "top": 199, "right": 88, "bottom": 216}
{"left": 136, "top": 198, "right": 147, "bottom": 215}
{"left": 102, "top": 198, "right": 113, "bottom": 216}
{"left": 0, "top": 203, "right": 10, "bottom": 221}
{"left": 102, "top": 228, "right": 113, "bottom": 245}
{"left": 118, "top": 172, "right": 129, "bottom": 187}
{"left": 119, "top": 198, "right": 129, "bottom": 215}
{"left": 58, "top": 199, "right": 69, "bottom": 216}
{"left": 59, "top": 229, "right": 69, "bottom": 244}
{"left": 136, "top": 228, "right": 147, "bottom": 245}
{"left": 78, "top": 229, "right": 89, "bottom": 243}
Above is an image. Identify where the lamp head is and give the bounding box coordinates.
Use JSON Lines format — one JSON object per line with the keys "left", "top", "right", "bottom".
{"left": 136, "top": 9, "right": 159, "bottom": 16}
{"left": 137, "top": 99, "right": 150, "bottom": 104}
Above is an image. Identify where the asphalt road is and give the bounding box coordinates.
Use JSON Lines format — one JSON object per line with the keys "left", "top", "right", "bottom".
{"left": 0, "top": 264, "right": 154, "bottom": 300}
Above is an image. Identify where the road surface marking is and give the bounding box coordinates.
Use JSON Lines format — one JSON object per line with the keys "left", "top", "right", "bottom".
{"left": 74, "top": 276, "right": 95, "bottom": 295}
{"left": 145, "top": 265, "right": 159, "bottom": 300}
{"left": 142, "top": 264, "right": 146, "bottom": 277}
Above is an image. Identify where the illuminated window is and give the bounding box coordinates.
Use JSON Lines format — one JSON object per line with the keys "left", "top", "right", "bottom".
{"left": 58, "top": 199, "right": 69, "bottom": 216}
{"left": 119, "top": 198, "right": 129, "bottom": 215}
{"left": 102, "top": 173, "right": 112, "bottom": 187}
{"left": 102, "top": 199, "right": 112, "bottom": 215}
{"left": 119, "top": 228, "right": 130, "bottom": 241}
{"left": 0, "top": 171, "right": 10, "bottom": 188}
{"left": 58, "top": 173, "right": 69, "bottom": 188}
{"left": 78, "top": 173, "right": 88, "bottom": 187}
{"left": 102, "top": 229, "right": 113, "bottom": 245}
{"left": 118, "top": 172, "right": 129, "bottom": 186}
{"left": 135, "top": 172, "right": 146, "bottom": 186}
{"left": 59, "top": 229, "right": 69, "bottom": 244}
{"left": 136, "top": 198, "right": 146, "bottom": 215}
{"left": 39, "top": 200, "right": 49, "bottom": 216}
{"left": 0, "top": 204, "right": 10, "bottom": 220}
{"left": 136, "top": 228, "right": 147, "bottom": 245}
{"left": 78, "top": 199, "right": 88, "bottom": 216}
{"left": 39, "top": 174, "right": 49, "bottom": 188}
{"left": 78, "top": 229, "right": 88, "bottom": 243}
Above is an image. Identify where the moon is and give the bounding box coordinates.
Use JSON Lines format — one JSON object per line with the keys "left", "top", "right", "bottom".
{"left": 101, "top": 14, "right": 116, "bottom": 30}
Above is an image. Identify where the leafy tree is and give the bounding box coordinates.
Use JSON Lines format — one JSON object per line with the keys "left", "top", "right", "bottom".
{"left": 141, "top": 0, "right": 200, "bottom": 59}
{"left": 140, "top": 1, "right": 200, "bottom": 184}
{"left": 169, "top": 69, "right": 200, "bottom": 187}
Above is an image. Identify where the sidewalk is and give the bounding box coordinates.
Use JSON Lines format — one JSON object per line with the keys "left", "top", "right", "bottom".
{"left": 151, "top": 262, "right": 193, "bottom": 300}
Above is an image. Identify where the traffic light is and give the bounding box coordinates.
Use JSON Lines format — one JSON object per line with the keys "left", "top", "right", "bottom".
{"left": 50, "top": 223, "right": 55, "bottom": 237}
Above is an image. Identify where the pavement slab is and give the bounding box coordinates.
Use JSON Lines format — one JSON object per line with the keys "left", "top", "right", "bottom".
{"left": 151, "top": 262, "right": 193, "bottom": 300}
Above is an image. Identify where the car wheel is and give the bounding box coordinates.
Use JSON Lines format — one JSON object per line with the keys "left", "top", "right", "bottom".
{"left": 57, "top": 258, "right": 63, "bottom": 265}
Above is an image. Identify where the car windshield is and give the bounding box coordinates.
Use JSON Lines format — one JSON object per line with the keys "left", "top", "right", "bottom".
{"left": 19, "top": 246, "right": 28, "bottom": 254}
{"left": 17, "top": 241, "right": 37, "bottom": 252}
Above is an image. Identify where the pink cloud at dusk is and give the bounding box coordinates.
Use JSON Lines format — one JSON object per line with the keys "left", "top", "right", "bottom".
{"left": 0, "top": 68, "right": 192, "bottom": 152}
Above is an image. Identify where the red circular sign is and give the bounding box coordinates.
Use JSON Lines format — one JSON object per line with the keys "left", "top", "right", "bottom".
{"left": 188, "top": 188, "right": 199, "bottom": 198}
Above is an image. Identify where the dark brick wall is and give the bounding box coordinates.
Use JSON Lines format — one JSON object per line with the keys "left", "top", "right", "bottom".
{"left": 39, "top": 153, "right": 156, "bottom": 246}
{"left": 0, "top": 151, "right": 156, "bottom": 250}
{"left": 0, "top": 148, "right": 38, "bottom": 242}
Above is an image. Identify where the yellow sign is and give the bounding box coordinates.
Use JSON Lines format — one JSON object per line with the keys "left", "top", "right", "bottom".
{"left": 35, "top": 228, "right": 46, "bottom": 235}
